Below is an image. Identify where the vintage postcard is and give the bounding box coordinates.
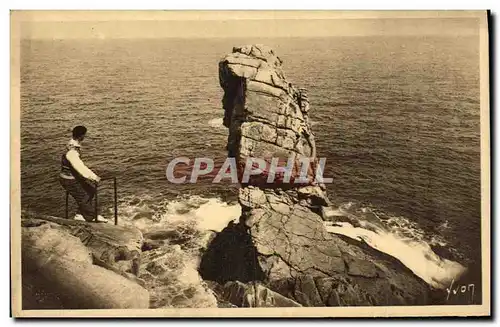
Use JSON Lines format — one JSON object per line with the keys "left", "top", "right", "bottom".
{"left": 10, "top": 10, "right": 490, "bottom": 317}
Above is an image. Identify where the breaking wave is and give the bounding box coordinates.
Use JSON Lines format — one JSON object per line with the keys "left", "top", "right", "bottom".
{"left": 110, "top": 195, "right": 240, "bottom": 308}
{"left": 107, "top": 195, "right": 466, "bottom": 308}
{"left": 323, "top": 202, "right": 467, "bottom": 289}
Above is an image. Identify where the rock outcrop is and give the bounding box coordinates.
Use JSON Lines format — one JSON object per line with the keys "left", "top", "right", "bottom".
{"left": 21, "top": 212, "right": 221, "bottom": 310}
{"left": 207, "top": 280, "right": 302, "bottom": 308}
{"left": 21, "top": 215, "right": 149, "bottom": 309}
{"left": 199, "top": 44, "right": 432, "bottom": 306}
{"left": 22, "top": 213, "right": 143, "bottom": 279}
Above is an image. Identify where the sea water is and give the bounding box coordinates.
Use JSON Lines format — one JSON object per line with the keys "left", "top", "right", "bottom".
{"left": 20, "top": 36, "right": 481, "bottom": 305}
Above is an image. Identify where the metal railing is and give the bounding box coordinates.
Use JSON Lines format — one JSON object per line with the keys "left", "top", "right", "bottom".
{"left": 65, "top": 176, "right": 118, "bottom": 225}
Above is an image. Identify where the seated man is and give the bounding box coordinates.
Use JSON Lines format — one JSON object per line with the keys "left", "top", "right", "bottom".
{"left": 59, "top": 125, "right": 108, "bottom": 223}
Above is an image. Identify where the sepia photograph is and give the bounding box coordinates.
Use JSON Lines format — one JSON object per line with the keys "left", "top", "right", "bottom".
{"left": 10, "top": 10, "right": 490, "bottom": 317}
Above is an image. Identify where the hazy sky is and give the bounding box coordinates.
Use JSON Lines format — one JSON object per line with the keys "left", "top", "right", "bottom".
{"left": 16, "top": 11, "right": 482, "bottom": 39}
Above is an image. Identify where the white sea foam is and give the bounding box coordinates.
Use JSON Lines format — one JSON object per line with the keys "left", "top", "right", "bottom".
{"left": 325, "top": 222, "right": 466, "bottom": 289}
{"left": 115, "top": 195, "right": 465, "bottom": 303}
{"left": 113, "top": 195, "right": 240, "bottom": 308}
{"left": 323, "top": 204, "right": 467, "bottom": 289}
{"left": 116, "top": 195, "right": 240, "bottom": 231}
{"left": 170, "top": 197, "right": 241, "bottom": 232}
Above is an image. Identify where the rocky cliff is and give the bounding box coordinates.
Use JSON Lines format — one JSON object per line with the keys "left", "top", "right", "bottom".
{"left": 21, "top": 212, "right": 219, "bottom": 310}
{"left": 199, "top": 44, "right": 433, "bottom": 306}
{"left": 21, "top": 213, "right": 149, "bottom": 309}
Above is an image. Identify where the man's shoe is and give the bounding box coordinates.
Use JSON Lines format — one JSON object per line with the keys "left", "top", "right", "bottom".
{"left": 96, "top": 215, "right": 109, "bottom": 223}
{"left": 74, "top": 214, "right": 86, "bottom": 221}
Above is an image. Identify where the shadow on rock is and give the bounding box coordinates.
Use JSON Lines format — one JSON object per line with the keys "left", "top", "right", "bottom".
{"left": 199, "top": 221, "right": 265, "bottom": 284}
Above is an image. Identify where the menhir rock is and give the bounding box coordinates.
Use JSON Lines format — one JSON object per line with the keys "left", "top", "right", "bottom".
{"left": 219, "top": 44, "right": 326, "bottom": 191}
{"left": 199, "top": 44, "right": 432, "bottom": 307}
